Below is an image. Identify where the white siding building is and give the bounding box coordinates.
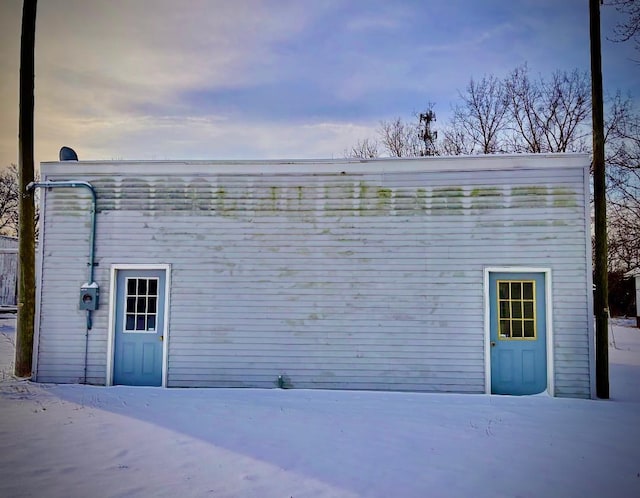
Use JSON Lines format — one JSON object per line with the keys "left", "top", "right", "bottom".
{"left": 32, "top": 154, "right": 595, "bottom": 398}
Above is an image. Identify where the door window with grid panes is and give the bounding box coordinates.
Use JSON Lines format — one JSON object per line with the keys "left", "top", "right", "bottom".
{"left": 497, "top": 280, "right": 536, "bottom": 339}
{"left": 124, "top": 277, "right": 158, "bottom": 332}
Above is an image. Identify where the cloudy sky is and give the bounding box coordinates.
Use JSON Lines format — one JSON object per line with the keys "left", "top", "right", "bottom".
{"left": 0, "top": 0, "right": 638, "bottom": 167}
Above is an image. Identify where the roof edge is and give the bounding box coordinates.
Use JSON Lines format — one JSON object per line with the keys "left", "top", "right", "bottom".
{"left": 41, "top": 153, "right": 590, "bottom": 176}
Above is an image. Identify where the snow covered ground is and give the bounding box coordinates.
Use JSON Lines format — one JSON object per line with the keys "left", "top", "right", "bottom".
{"left": 0, "top": 316, "right": 639, "bottom": 498}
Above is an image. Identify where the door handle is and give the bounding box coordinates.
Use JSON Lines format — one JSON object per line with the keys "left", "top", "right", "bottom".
{"left": 490, "top": 341, "right": 496, "bottom": 347}
{"left": 160, "top": 335, "right": 163, "bottom": 342}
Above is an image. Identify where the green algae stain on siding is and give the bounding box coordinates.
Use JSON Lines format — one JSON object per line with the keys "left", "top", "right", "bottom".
{"left": 167, "top": 181, "right": 191, "bottom": 211}
{"left": 516, "top": 220, "right": 549, "bottom": 227}
{"left": 470, "top": 187, "right": 502, "bottom": 197}
{"left": 215, "top": 187, "right": 226, "bottom": 213}
{"left": 469, "top": 187, "right": 504, "bottom": 210}
{"left": 267, "top": 186, "right": 279, "bottom": 213}
{"left": 512, "top": 186, "right": 548, "bottom": 196}
{"left": 342, "top": 183, "right": 355, "bottom": 200}
{"left": 359, "top": 182, "right": 368, "bottom": 199}
{"left": 391, "top": 187, "right": 418, "bottom": 215}
{"left": 49, "top": 194, "right": 82, "bottom": 215}
{"left": 551, "top": 187, "right": 578, "bottom": 208}
{"left": 511, "top": 186, "right": 548, "bottom": 209}
{"left": 376, "top": 187, "right": 392, "bottom": 212}
{"left": 211, "top": 185, "right": 241, "bottom": 217}
{"left": 121, "top": 178, "right": 152, "bottom": 211}
{"left": 85, "top": 176, "right": 575, "bottom": 220}
{"left": 353, "top": 181, "right": 378, "bottom": 215}
{"left": 356, "top": 181, "right": 370, "bottom": 215}
{"left": 431, "top": 187, "right": 464, "bottom": 213}
{"left": 410, "top": 188, "right": 427, "bottom": 214}
{"left": 188, "top": 179, "right": 213, "bottom": 211}
{"left": 324, "top": 183, "right": 357, "bottom": 216}
{"left": 92, "top": 178, "right": 117, "bottom": 212}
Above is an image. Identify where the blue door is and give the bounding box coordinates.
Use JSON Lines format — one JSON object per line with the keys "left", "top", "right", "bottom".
{"left": 490, "top": 272, "right": 547, "bottom": 395}
{"left": 113, "top": 270, "right": 166, "bottom": 386}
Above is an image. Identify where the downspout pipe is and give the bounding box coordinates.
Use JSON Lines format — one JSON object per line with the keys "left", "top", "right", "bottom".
{"left": 27, "top": 180, "right": 98, "bottom": 384}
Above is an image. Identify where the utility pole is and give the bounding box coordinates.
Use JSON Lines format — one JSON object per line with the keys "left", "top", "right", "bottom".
{"left": 589, "top": 0, "right": 609, "bottom": 398}
{"left": 15, "top": 0, "right": 37, "bottom": 377}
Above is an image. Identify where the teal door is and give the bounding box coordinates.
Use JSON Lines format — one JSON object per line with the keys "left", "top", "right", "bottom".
{"left": 113, "top": 270, "right": 166, "bottom": 386}
{"left": 490, "top": 272, "right": 547, "bottom": 395}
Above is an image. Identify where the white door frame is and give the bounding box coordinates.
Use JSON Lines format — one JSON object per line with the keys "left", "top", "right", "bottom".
{"left": 106, "top": 264, "right": 171, "bottom": 387}
{"left": 483, "top": 267, "right": 554, "bottom": 396}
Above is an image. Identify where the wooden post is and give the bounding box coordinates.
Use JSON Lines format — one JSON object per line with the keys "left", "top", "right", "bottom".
{"left": 590, "top": 0, "right": 609, "bottom": 399}
{"left": 15, "top": 0, "right": 37, "bottom": 377}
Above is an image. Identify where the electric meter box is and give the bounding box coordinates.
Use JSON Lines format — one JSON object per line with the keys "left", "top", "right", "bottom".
{"left": 79, "top": 282, "right": 99, "bottom": 310}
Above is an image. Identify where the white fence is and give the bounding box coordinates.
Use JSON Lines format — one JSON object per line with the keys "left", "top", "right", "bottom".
{"left": 0, "top": 239, "right": 17, "bottom": 307}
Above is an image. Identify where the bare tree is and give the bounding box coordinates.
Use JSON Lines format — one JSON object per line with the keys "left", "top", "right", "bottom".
{"left": 503, "top": 65, "right": 546, "bottom": 152}
{"left": 345, "top": 106, "right": 441, "bottom": 159}
{"left": 0, "top": 164, "right": 39, "bottom": 239}
{"left": 0, "top": 165, "right": 20, "bottom": 237}
{"left": 504, "top": 65, "right": 591, "bottom": 153}
{"left": 608, "top": 204, "right": 640, "bottom": 272}
{"left": 607, "top": 0, "right": 640, "bottom": 56}
{"left": 378, "top": 117, "right": 421, "bottom": 157}
{"left": 344, "top": 138, "right": 379, "bottom": 159}
{"left": 541, "top": 69, "right": 591, "bottom": 152}
{"left": 342, "top": 62, "right": 619, "bottom": 172}
{"left": 605, "top": 93, "right": 640, "bottom": 271}
{"left": 439, "top": 126, "right": 474, "bottom": 156}
{"left": 450, "top": 75, "right": 509, "bottom": 154}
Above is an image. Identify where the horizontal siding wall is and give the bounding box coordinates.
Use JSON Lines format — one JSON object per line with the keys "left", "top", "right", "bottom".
{"left": 36, "top": 189, "right": 99, "bottom": 384}
{"left": 35, "top": 160, "right": 591, "bottom": 397}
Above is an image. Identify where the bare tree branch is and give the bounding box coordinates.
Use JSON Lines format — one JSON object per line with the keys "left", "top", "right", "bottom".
{"left": 0, "top": 164, "right": 39, "bottom": 239}
{"left": 439, "top": 126, "right": 474, "bottom": 155}
{"left": 504, "top": 65, "right": 591, "bottom": 153}
{"left": 0, "top": 165, "right": 20, "bottom": 237}
{"left": 604, "top": 93, "right": 640, "bottom": 271}
{"left": 606, "top": 0, "right": 640, "bottom": 57}
{"left": 378, "top": 117, "right": 421, "bottom": 157}
{"left": 344, "top": 138, "right": 380, "bottom": 159}
{"left": 451, "top": 75, "right": 509, "bottom": 154}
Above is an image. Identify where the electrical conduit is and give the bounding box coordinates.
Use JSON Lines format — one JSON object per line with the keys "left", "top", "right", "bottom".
{"left": 27, "top": 180, "right": 97, "bottom": 383}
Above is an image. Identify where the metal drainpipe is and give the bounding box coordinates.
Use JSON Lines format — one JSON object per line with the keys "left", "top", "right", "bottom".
{"left": 27, "top": 180, "right": 97, "bottom": 383}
